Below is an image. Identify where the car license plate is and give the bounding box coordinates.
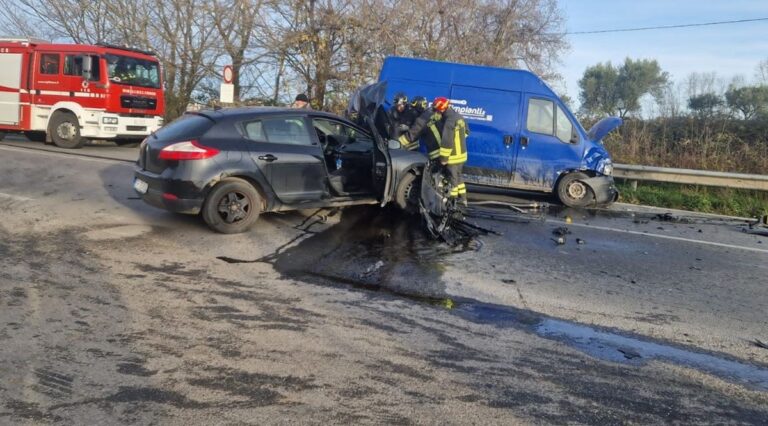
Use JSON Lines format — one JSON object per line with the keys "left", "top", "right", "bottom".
{"left": 133, "top": 178, "right": 148, "bottom": 194}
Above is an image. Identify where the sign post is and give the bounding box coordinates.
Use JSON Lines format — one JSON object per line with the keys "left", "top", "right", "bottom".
{"left": 220, "top": 65, "right": 234, "bottom": 104}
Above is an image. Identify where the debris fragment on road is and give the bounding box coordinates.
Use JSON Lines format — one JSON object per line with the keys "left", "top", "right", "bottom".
{"left": 753, "top": 339, "right": 768, "bottom": 350}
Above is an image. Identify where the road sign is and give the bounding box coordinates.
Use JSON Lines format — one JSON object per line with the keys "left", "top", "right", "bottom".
{"left": 220, "top": 83, "right": 234, "bottom": 104}
{"left": 223, "top": 65, "right": 234, "bottom": 84}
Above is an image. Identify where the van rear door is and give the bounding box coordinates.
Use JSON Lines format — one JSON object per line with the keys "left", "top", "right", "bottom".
{"left": 516, "top": 95, "right": 583, "bottom": 191}
{"left": 449, "top": 85, "right": 522, "bottom": 188}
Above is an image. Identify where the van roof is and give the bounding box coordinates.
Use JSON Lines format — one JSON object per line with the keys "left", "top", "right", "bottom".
{"left": 380, "top": 56, "right": 556, "bottom": 97}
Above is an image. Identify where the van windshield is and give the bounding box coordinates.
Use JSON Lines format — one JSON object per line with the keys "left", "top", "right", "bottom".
{"left": 106, "top": 54, "right": 161, "bottom": 89}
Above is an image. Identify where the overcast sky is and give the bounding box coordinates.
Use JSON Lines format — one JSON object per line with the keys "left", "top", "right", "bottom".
{"left": 558, "top": 0, "right": 768, "bottom": 101}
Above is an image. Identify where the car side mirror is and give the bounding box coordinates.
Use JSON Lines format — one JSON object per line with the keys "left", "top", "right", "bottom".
{"left": 82, "top": 56, "right": 93, "bottom": 81}
{"left": 569, "top": 127, "right": 579, "bottom": 144}
{"left": 388, "top": 139, "right": 401, "bottom": 150}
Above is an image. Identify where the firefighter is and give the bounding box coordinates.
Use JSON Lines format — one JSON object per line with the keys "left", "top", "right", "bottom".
{"left": 398, "top": 102, "right": 442, "bottom": 158}
{"left": 433, "top": 96, "right": 468, "bottom": 206}
{"left": 388, "top": 92, "right": 418, "bottom": 139}
{"left": 411, "top": 96, "right": 428, "bottom": 115}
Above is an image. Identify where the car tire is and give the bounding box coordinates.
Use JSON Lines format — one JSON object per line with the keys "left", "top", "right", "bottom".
{"left": 395, "top": 171, "right": 421, "bottom": 214}
{"left": 202, "top": 178, "right": 261, "bottom": 234}
{"left": 24, "top": 131, "right": 47, "bottom": 143}
{"left": 49, "top": 112, "right": 85, "bottom": 149}
{"left": 557, "top": 172, "right": 594, "bottom": 208}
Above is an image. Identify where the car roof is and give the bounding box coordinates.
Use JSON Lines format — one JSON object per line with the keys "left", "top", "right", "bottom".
{"left": 190, "top": 107, "right": 350, "bottom": 122}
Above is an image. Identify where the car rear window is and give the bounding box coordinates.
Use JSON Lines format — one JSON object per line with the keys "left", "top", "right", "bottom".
{"left": 153, "top": 114, "right": 214, "bottom": 141}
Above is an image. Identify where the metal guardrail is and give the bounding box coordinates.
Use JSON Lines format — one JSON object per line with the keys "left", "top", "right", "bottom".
{"left": 613, "top": 164, "right": 768, "bottom": 191}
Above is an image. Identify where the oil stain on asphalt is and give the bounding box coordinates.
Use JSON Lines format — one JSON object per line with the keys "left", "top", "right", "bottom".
{"left": 218, "top": 205, "right": 768, "bottom": 393}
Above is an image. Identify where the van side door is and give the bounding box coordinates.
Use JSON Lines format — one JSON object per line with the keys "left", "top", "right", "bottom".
{"left": 449, "top": 85, "right": 522, "bottom": 187}
{"left": 515, "top": 96, "right": 582, "bottom": 191}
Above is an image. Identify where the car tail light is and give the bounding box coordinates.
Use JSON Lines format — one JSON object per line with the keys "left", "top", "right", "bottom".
{"left": 158, "top": 140, "right": 219, "bottom": 160}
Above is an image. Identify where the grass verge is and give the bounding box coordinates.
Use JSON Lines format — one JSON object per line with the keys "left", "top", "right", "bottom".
{"left": 616, "top": 181, "right": 768, "bottom": 218}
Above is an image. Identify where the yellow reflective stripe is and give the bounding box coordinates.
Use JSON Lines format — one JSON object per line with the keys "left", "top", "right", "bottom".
{"left": 428, "top": 150, "right": 441, "bottom": 159}
{"left": 428, "top": 123, "right": 441, "bottom": 143}
{"left": 454, "top": 119, "right": 465, "bottom": 157}
{"left": 439, "top": 147, "right": 452, "bottom": 156}
{"left": 398, "top": 135, "right": 409, "bottom": 145}
{"left": 404, "top": 141, "right": 419, "bottom": 150}
{"left": 447, "top": 154, "right": 467, "bottom": 165}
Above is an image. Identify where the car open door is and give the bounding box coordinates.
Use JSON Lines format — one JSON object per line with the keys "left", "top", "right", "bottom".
{"left": 346, "top": 82, "right": 394, "bottom": 206}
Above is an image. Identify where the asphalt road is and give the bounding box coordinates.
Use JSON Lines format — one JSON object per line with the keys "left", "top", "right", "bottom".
{"left": 1, "top": 139, "right": 767, "bottom": 424}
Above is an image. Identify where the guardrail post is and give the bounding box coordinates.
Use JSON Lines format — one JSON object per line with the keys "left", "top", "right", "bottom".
{"left": 629, "top": 180, "right": 638, "bottom": 191}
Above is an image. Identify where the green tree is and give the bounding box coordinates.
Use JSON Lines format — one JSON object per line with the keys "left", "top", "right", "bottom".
{"left": 579, "top": 58, "right": 669, "bottom": 118}
{"left": 725, "top": 85, "right": 768, "bottom": 120}
{"left": 687, "top": 93, "right": 722, "bottom": 118}
{"left": 577, "top": 62, "right": 619, "bottom": 117}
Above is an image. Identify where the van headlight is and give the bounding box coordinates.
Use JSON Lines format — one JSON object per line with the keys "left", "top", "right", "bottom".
{"left": 601, "top": 160, "right": 613, "bottom": 176}
{"left": 102, "top": 117, "right": 119, "bottom": 125}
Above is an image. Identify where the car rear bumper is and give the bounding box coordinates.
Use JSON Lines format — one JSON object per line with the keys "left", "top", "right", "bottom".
{"left": 134, "top": 168, "right": 204, "bottom": 214}
{"left": 583, "top": 175, "right": 619, "bottom": 205}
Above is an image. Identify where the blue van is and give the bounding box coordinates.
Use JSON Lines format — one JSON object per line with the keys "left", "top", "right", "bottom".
{"left": 378, "top": 56, "right": 622, "bottom": 207}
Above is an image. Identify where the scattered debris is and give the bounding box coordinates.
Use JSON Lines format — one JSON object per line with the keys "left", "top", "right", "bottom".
{"left": 752, "top": 339, "right": 768, "bottom": 350}
{"left": 501, "top": 279, "right": 517, "bottom": 284}
{"left": 552, "top": 227, "right": 571, "bottom": 237}
{"left": 552, "top": 236, "right": 566, "bottom": 245}
{"left": 654, "top": 213, "right": 676, "bottom": 222}
{"left": 576, "top": 238, "right": 585, "bottom": 245}
{"left": 565, "top": 215, "right": 573, "bottom": 224}
{"left": 618, "top": 347, "right": 642, "bottom": 360}
{"left": 362, "top": 260, "right": 385, "bottom": 276}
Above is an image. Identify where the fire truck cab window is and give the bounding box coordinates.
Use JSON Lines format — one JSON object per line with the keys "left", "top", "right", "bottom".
{"left": 40, "top": 54, "right": 60, "bottom": 75}
{"left": 64, "top": 55, "right": 101, "bottom": 81}
{"left": 106, "top": 54, "right": 161, "bottom": 89}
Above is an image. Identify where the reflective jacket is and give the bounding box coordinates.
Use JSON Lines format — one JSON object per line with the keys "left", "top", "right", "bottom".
{"left": 438, "top": 107, "right": 468, "bottom": 165}
{"left": 398, "top": 108, "right": 441, "bottom": 158}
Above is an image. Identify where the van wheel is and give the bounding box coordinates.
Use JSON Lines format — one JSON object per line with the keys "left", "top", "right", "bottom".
{"left": 395, "top": 171, "right": 421, "bottom": 214}
{"left": 49, "top": 112, "right": 84, "bottom": 149}
{"left": 557, "top": 172, "right": 594, "bottom": 208}
{"left": 202, "top": 178, "right": 261, "bottom": 234}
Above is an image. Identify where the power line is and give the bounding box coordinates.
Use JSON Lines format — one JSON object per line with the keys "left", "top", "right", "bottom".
{"left": 563, "top": 17, "right": 768, "bottom": 35}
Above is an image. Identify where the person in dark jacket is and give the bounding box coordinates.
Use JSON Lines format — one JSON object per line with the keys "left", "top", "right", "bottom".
{"left": 388, "top": 92, "right": 418, "bottom": 138}
{"left": 398, "top": 104, "right": 442, "bottom": 158}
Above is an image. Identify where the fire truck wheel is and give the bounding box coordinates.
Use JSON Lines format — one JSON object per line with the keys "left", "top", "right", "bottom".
{"left": 49, "top": 112, "right": 85, "bottom": 149}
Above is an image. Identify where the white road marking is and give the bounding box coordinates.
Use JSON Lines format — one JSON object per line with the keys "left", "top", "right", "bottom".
{"left": 0, "top": 144, "right": 130, "bottom": 164}
{"left": 0, "top": 192, "right": 33, "bottom": 201}
{"left": 549, "top": 220, "right": 768, "bottom": 254}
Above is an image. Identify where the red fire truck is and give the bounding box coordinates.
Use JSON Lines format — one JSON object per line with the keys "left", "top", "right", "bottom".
{"left": 0, "top": 38, "right": 164, "bottom": 148}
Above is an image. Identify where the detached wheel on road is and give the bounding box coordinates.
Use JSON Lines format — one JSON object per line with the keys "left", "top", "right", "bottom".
{"left": 557, "top": 172, "right": 594, "bottom": 208}
{"left": 49, "top": 112, "right": 85, "bottom": 149}
{"left": 395, "top": 171, "right": 421, "bottom": 214}
{"left": 202, "top": 178, "right": 261, "bottom": 234}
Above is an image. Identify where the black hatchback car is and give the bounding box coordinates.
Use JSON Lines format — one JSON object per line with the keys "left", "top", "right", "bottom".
{"left": 133, "top": 83, "right": 426, "bottom": 233}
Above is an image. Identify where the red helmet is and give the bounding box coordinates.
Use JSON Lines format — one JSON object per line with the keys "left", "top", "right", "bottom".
{"left": 432, "top": 97, "right": 450, "bottom": 112}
